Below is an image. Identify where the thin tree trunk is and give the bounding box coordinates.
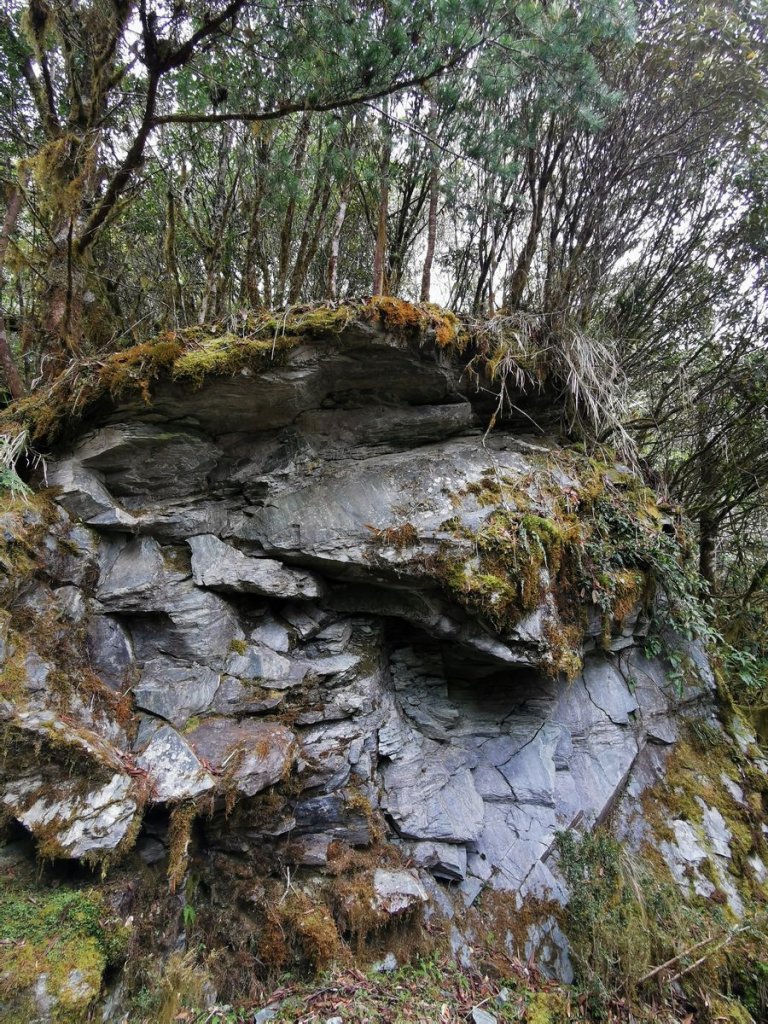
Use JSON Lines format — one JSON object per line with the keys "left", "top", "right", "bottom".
{"left": 420, "top": 97, "right": 439, "bottom": 303}
{"left": 420, "top": 165, "right": 439, "bottom": 303}
{"left": 0, "top": 190, "right": 26, "bottom": 399}
{"left": 327, "top": 193, "right": 349, "bottom": 300}
{"left": 507, "top": 127, "right": 565, "bottom": 309}
{"left": 163, "top": 190, "right": 185, "bottom": 324}
{"left": 699, "top": 514, "right": 717, "bottom": 590}
{"left": 287, "top": 164, "right": 333, "bottom": 304}
{"left": 289, "top": 179, "right": 332, "bottom": 302}
{"left": 372, "top": 99, "right": 391, "bottom": 296}
{"left": 276, "top": 112, "right": 312, "bottom": 305}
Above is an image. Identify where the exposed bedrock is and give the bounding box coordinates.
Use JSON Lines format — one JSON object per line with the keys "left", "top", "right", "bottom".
{"left": 3, "top": 322, "right": 757, "bottom": 995}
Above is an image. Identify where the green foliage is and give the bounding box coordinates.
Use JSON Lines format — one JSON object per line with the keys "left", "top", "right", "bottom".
{"left": 557, "top": 827, "right": 768, "bottom": 1022}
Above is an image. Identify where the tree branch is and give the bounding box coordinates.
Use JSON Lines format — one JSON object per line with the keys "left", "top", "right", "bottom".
{"left": 151, "top": 44, "right": 480, "bottom": 127}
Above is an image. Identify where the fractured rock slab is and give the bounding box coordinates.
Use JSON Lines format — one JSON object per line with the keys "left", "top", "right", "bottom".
{"left": 372, "top": 868, "right": 429, "bottom": 915}
{"left": 135, "top": 725, "right": 214, "bottom": 802}
{"left": 133, "top": 657, "right": 220, "bottom": 727}
{"left": 186, "top": 719, "right": 295, "bottom": 797}
{"left": 188, "top": 534, "right": 325, "bottom": 599}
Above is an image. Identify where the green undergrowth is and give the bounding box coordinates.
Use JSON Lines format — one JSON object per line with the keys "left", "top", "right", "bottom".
{"left": 553, "top": 711, "right": 768, "bottom": 1023}
{"left": 429, "top": 451, "right": 698, "bottom": 679}
{"left": 0, "top": 298, "right": 463, "bottom": 447}
{"left": 123, "top": 948, "right": 575, "bottom": 1024}
{"left": 557, "top": 826, "right": 768, "bottom": 1024}
{"left": 641, "top": 719, "right": 768, "bottom": 906}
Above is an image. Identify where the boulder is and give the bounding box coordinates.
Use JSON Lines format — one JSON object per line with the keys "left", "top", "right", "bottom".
{"left": 185, "top": 719, "right": 295, "bottom": 797}
{"left": 135, "top": 725, "right": 214, "bottom": 802}
{"left": 372, "top": 868, "right": 429, "bottom": 915}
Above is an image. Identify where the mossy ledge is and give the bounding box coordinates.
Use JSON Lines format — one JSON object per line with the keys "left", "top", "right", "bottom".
{"left": 0, "top": 299, "right": 464, "bottom": 447}
{"left": 424, "top": 452, "right": 688, "bottom": 678}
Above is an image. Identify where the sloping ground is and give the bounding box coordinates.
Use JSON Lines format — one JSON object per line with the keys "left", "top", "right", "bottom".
{"left": 0, "top": 302, "right": 766, "bottom": 1023}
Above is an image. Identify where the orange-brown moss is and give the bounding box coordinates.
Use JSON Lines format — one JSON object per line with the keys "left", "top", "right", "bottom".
{"left": 364, "top": 296, "right": 463, "bottom": 347}
{"left": 365, "top": 521, "right": 419, "bottom": 550}
{"left": 0, "top": 299, "right": 467, "bottom": 446}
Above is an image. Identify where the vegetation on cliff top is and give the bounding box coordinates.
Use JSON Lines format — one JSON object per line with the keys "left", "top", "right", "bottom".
{"left": 0, "top": 296, "right": 617, "bottom": 454}
{"left": 0, "top": 298, "right": 464, "bottom": 446}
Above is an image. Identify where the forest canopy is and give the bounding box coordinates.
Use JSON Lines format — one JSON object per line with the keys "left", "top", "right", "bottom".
{"left": 0, "top": 0, "right": 767, "bottom": 700}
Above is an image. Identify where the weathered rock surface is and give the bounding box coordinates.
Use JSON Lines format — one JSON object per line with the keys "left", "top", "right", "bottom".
{"left": 3, "top": 318, "right": 751, "bottom": 999}
{"left": 189, "top": 534, "right": 325, "bottom": 599}
{"left": 372, "top": 868, "right": 429, "bottom": 915}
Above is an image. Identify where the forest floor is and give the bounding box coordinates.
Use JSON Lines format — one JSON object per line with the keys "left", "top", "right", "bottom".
{"left": 173, "top": 952, "right": 694, "bottom": 1024}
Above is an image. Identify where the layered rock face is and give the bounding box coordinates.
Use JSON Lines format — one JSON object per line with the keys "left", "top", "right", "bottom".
{"left": 2, "top": 315, "right": 760, "bottom": 1006}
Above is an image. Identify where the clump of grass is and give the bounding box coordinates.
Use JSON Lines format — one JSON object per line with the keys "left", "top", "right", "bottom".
{"left": 463, "top": 309, "right": 631, "bottom": 457}
{"left": 365, "top": 521, "right": 419, "bottom": 551}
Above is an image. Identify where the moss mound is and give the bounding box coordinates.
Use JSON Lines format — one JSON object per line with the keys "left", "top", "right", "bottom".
{"left": 0, "top": 884, "right": 129, "bottom": 1023}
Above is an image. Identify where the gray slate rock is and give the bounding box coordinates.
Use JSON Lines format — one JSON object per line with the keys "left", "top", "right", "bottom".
{"left": 382, "top": 754, "right": 484, "bottom": 842}
{"left": 411, "top": 840, "right": 467, "bottom": 881}
{"left": 135, "top": 725, "right": 214, "bottom": 802}
{"left": 471, "top": 1009, "right": 498, "bottom": 1024}
{"left": 3, "top": 771, "right": 137, "bottom": 858}
{"left": 185, "top": 719, "right": 294, "bottom": 797}
{"left": 133, "top": 657, "right": 220, "bottom": 727}
{"left": 188, "top": 534, "right": 325, "bottom": 599}
{"left": 372, "top": 868, "right": 428, "bottom": 915}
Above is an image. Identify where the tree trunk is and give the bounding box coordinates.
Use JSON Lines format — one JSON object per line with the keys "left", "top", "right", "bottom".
{"left": 372, "top": 99, "right": 391, "bottom": 296}
{"left": 420, "top": 96, "right": 439, "bottom": 303}
{"left": 327, "top": 193, "right": 349, "bottom": 300}
{"left": 420, "top": 164, "right": 439, "bottom": 303}
{"left": 0, "top": 190, "right": 26, "bottom": 399}
{"left": 276, "top": 113, "right": 312, "bottom": 305}
{"left": 698, "top": 514, "right": 717, "bottom": 591}
{"left": 289, "top": 179, "right": 332, "bottom": 303}
{"left": 163, "top": 190, "right": 185, "bottom": 324}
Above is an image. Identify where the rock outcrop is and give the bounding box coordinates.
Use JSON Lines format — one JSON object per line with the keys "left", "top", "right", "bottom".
{"left": 1, "top": 305, "right": 765, "bottom": 1019}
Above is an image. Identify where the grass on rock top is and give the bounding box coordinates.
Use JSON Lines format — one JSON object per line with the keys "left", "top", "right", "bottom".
{"left": 0, "top": 298, "right": 463, "bottom": 447}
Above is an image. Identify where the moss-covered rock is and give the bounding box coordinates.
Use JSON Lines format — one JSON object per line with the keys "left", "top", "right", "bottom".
{"left": 0, "top": 884, "right": 129, "bottom": 1023}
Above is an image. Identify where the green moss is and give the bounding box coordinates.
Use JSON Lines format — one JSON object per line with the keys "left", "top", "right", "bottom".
{"left": 424, "top": 445, "right": 684, "bottom": 677}
{"left": 0, "top": 884, "right": 129, "bottom": 1022}
{"left": 526, "top": 991, "right": 569, "bottom": 1024}
{"left": 0, "top": 633, "right": 28, "bottom": 701}
{"left": 432, "top": 504, "right": 578, "bottom": 645}
{"left": 167, "top": 802, "right": 198, "bottom": 893}
{"left": 0, "top": 299, "right": 463, "bottom": 447}
{"left": 555, "top": 825, "right": 768, "bottom": 1021}
{"left": 171, "top": 332, "right": 296, "bottom": 384}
